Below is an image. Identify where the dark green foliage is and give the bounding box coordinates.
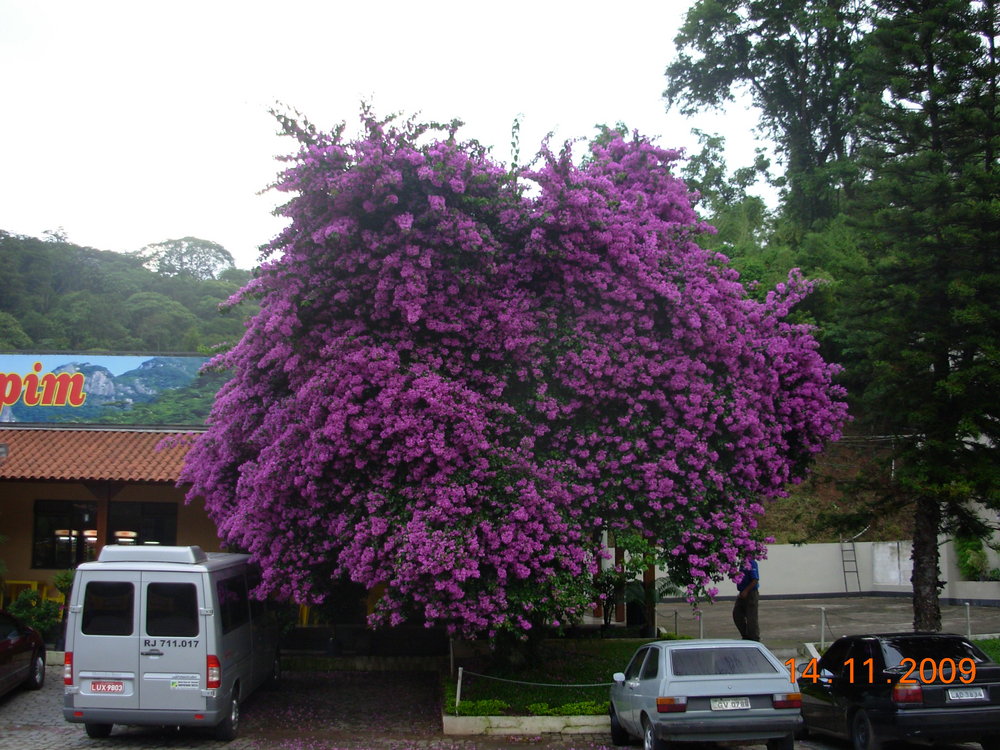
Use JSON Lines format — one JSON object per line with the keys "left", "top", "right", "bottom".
{"left": 137, "top": 237, "right": 235, "bottom": 280}
{"left": 8, "top": 590, "right": 62, "bottom": 636}
{"left": 0, "top": 230, "right": 254, "bottom": 353}
{"left": 955, "top": 537, "right": 994, "bottom": 581}
{"left": 837, "top": 0, "right": 1000, "bottom": 630}
{"left": 681, "top": 130, "right": 779, "bottom": 293}
{"left": 666, "top": 0, "right": 871, "bottom": 228}
{"left": 52, "top": 570, "right": 75, "bottom": 600}
{"left": 666, "top": 0, "right": 1000, "bottom": 631}
{"left": 0, "top": 312, "right": 31, "bottom": 349}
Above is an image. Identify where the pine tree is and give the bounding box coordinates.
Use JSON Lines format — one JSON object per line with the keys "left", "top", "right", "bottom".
{"left": 844, "top": 0, "right": 1000, "bottom": 630}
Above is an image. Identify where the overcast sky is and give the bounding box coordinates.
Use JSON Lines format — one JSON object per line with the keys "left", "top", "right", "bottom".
{"left": 0, "top": 0, "right": 764, "bottom": 270}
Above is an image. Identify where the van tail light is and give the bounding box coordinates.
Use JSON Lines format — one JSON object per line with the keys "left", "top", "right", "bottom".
{"left": 773, "top": 692, "right": 802, "bottom": 709}
{"left": 656, "top": 696, "right": 688, "bottom": 713}
{"left": 206, "top": 655, "right": 221, "bottom": 689}
{"left": 892, "top": 682, "right": 923, "bottom": 704}
{"left": 64, "top": 652, "right": 74, "bottom": 686}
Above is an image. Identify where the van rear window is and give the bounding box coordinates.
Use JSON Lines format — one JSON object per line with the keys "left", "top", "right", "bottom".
{"left": 82, "top": 582, "right": 135, "bottom": 636}
{"left": 146, "top": 583, "right": 199, "bottom": 637}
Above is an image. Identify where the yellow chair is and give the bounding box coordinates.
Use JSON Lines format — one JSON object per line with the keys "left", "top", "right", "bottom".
{"left": 298, "top": 604, "right": 312, "bottom": 626}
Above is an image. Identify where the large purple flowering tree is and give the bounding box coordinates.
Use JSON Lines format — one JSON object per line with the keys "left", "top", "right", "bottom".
{"left": 181, "top": 110, "right": 847, "bottom": 637}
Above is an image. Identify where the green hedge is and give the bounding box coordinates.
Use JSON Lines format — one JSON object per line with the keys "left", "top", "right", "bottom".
{"left": 444, "top": 637, "right": 661, "bottom": 715}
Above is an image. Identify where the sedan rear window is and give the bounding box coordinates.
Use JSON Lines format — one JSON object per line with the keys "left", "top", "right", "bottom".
{"left": 881, "top": 637, "right": 988, "bottom": 668}
{"left": 671, "top": 647, "right": 779, "bottom": 676}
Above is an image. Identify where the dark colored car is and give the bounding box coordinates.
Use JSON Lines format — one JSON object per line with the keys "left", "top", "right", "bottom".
{"left": 797, "top": 632, "right": 1000, "bottom": 750}
{"left": 0, "top": 609, "right": 46, "bottom": 699}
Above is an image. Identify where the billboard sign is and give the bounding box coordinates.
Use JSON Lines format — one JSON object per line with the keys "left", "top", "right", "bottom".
{"left": 0, "top": 354, "right": 219, "bottom": 426}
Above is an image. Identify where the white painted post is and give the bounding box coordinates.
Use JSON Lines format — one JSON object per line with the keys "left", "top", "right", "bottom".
{"left": 820, "top": 607, "right": 827, "bottom": 651}
{"left": 455, "top": 667, "right": 463, "bottom": 716}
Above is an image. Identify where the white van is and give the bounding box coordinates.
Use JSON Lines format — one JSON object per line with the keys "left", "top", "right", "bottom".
{"left": 63, "top": 545, "right": 279, "bottom": 740}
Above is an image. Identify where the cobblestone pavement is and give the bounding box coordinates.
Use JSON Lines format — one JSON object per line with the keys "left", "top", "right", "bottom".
{"left": 2, "top": 667, "right": 983, "bottom": 750}
{"left": 5, "top": 606, "right": 996, "bottom": 750}
{"left": 0, "top": 667, "right": 622, "bottom": 750}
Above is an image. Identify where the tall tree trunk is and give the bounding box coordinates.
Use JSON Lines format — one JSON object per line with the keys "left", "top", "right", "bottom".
{"left": 911, "top": 495, "right": 942, "bottom": 632}
{"left": 643, "top": 564, "right": 658, "bottom": 638}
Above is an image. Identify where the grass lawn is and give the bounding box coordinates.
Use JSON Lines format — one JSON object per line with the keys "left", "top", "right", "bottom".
{"left": 445, "top": 637, "right": 657, "bottom": 716}
{"left": 976, "top": 638, "right": 1000, "bottom": 662}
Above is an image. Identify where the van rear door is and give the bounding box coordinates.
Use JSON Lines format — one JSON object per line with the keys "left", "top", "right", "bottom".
{"left": 138, "top": 571, "right": 205, "bottom": 711}
{"left": 74, "top": 572, "right": 141, "bottom": 710}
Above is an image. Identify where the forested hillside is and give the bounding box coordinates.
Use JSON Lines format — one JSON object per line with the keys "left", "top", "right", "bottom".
{"left": 0, "top": 231, "right": 254, "bottom": 353}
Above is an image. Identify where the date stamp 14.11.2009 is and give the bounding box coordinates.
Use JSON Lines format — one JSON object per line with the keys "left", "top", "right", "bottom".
{"left": 784, "top": 657, "right": 978, "bottom": 685}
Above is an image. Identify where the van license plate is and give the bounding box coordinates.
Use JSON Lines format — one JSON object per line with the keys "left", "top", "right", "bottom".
{"left": 948, "top": 687, "right": 985, "bottom": 701}
{"left": 91, "top": 680, "right": 124, "bottom": 694}
{"left": 711, "top": 697, "right": 751, "bottom": 710}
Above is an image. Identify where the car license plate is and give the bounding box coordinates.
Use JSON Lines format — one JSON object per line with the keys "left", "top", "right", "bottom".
{"left": 711, "top": 696, "right": 751, "bottom": 711}
{"left": 948, "top": 686, "right": 985, "bottom": 701}
{"left": 90, "top": 680, "right": 124, "bottom": 694}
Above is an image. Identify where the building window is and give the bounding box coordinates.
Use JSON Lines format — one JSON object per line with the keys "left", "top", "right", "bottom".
{"left": 108, "top": 502, "right": 177, "bottom": 547}
{"left": 32, "top": 501, "right": 179, "bottom": 568}
{"left": 32, "top": 500, "right": 99, "bottom": 569}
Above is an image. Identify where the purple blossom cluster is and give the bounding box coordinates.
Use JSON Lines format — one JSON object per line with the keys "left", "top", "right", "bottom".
{"left": 180, "top": 111, "right": 847, "bottom": 636}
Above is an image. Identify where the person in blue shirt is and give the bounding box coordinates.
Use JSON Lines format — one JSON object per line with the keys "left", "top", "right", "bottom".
{"left": 733, "top": 558, "right": 760, "bottom": 640}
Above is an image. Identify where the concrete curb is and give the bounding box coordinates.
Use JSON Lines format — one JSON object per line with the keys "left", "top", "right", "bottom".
{"left": 442, "top": 713, "right": 609, "bottom": 736}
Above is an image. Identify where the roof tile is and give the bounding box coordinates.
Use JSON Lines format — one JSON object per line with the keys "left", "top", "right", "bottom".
{"left": 0, "top": 428, "right": 197, "bottom": 483}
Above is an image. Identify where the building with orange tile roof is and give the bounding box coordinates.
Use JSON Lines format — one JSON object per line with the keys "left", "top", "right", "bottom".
{"left": 0, "top": 425, "right": 220, "bottom": 599}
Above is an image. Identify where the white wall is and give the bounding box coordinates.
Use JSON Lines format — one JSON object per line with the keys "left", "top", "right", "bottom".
{"left": 662, "top": 539, "right": 998, "bottom": 602}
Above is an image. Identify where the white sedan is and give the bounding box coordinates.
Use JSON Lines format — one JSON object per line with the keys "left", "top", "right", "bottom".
{"left": 610, "top": 639, "right": 802, "bottom": 750}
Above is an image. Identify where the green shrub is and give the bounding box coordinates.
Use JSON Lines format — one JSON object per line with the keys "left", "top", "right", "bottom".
{"left": 956, "top": 536, "right": 990, "bottom": 581}
{"left": 8, "top": 590, "right": 62, "bottom": 636}
{"left": 52, "top": 569, "right": 75, "bottom": 600}
{"left": 526, "top": 701, "right": 607, "bottom": 716}
{"left": 525, "top": 702, "right": 555, "bottom": 715}
{"left": 450, "top": 698, "right": 511, "bottom": 716}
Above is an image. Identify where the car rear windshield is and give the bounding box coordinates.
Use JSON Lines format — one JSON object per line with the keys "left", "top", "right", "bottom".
{"left": 671, "top": 647, "right": 779, "bottom": 676}
{"left": 881, "top": 637, "right": 988, "bottom": 668}
{"left": 82, "top": 582, "right": 135, "bottom": 636}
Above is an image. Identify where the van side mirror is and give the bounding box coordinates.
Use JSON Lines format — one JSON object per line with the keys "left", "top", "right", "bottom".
{"left": 613, "top": 672, "right": 626, "bottom": 685}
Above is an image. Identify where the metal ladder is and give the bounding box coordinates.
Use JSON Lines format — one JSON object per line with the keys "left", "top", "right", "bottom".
{"left": 841, "top": 539, "right": 862, "bottom": 593}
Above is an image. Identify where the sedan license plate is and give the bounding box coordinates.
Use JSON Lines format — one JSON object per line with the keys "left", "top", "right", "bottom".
{"left": 90, "top": 680, "right": 124, "bottom": 694}
{"left": 948, "top": 686, "right": 985, "bottom": 701}
{"left": 711, "top": 696, "right": 751, "bottom": 711}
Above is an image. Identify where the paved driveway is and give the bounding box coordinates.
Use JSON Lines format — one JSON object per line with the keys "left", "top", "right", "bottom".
{"left": 0, "top": 666, "right": 984, "bottom": 750}
{"left": 0, "top": 667, "right": 619, "bottom": 749}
